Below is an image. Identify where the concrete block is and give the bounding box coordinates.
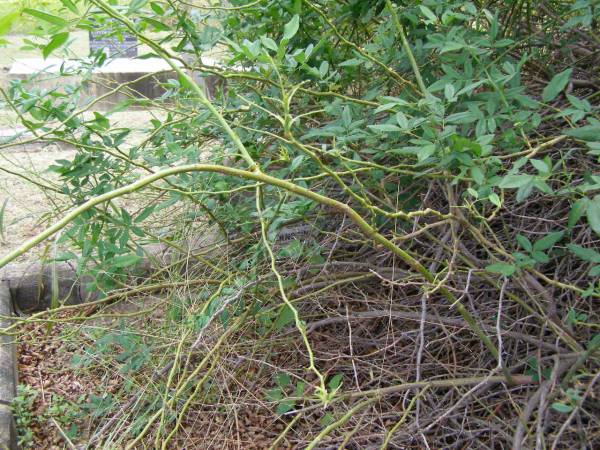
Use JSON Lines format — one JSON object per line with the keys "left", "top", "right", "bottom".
{"left": 0, "top": 227, "right": 225, "bottom": 312}
{"left": 0, "top": 405, "right": 17, "bottom": 450}
{"left": 0, "top": 262, "right": 82, "bottom": 312}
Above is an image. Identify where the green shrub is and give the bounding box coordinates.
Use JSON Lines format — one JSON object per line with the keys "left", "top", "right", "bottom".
{"left": 1, "top": 0, "right": 599, "bottom": 448}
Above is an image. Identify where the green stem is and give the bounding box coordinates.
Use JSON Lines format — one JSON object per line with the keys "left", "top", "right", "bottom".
{"left": 306, "top": 397, "right": 379, "bottom": 450}
{"left": 385, "top": 0, "right": 427, "bottom": 96}
{"left": 91, "top": 0, "right": 257, "bottom": 170}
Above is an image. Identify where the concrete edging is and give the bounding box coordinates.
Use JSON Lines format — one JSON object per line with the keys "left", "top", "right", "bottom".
{"left": 0, "top": 282, "right": 17, "bottom": 450}
{"left": 0, "top": 230, "right": 225, "bottom": 313}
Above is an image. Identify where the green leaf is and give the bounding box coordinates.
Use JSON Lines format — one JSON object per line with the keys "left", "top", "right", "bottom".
{"left": 112, "top": 254, "right": 142, "bottom": 268}
{"left": 486, "top": 263, "right": 516, "bottom": 277}
{"left": 588, "top": 334, "right": 600, "bottom": 351}
{"left": 0, "top": 11, "right": 19, "bottom": 36}
{"left": 290, "top": 154, "right": 305, "bottom": 172}
{"left": 565, "top": 125, "right": 600, "bottom": 141}
{"left": 43, "top": 32, "right": 69, "bottom": 59}
{"left": 92, "top": 112, "right": 110, "bottom": 130}
{"left": 516, "top": 181, "right": 535, "bottom": 202}
{"left": 551, "top": 402, "right": 573, "bottom": 414}
{"left": 587, "top": 195, "right": 600, "bottom": 235}
{"left": 278, "top": 239, "right": 303, "bottom": 259}
{"left": 318, "top": 60, "right": 329, "bottom": 77}
{"left": 440, "top": 41, "right": 465, "bottom": 53}
{"left": 419, "top": 5, "right": 438, "bottom": 22}
{"left": 294, "top": 381, "right": 305, "bottom": 397}
{"left": 320, "top": 412, "right": 335, "bottom": 427}
{"left": 276, "top": 372, "right": 291, "bottom": 388}
{"left": 260, "top": 36, "right": 278, "bottom": 52}
{"left": 530, "top": 158, "right": 550, "bottom": 174}
{"left": 542, "top": 68, "right": 572, "bottom": 102}
{"left": 498, "top": 174, "right": 533, "bottom": 189}
{"left": 283, "top": 14, "right": 300, "bottom": 41}
{"left": 23, "top": 8, "right": 68, "bottom": 27}
{"left": 53, "top": 251, "right": 77, "bottom": 261}
{"left": 395, "top": 112, "right": 409, "bottom": 129}
{"left": 342, "top": 106, "right": 352, "bottom": 128}
{"left": 489, "top": 192, "right": 501, "bottom": 207}
{"left": 59, "top": 0, "right": 79, "bottom": 14}
{"left": 516, "top": 234, "right": 532, "bottom": 252}
{"left": 532, "top": 251, "right": 550, "bottom": 264}
{"left": 328, "top": 373, "right": 343, "bottom": 390}
{"left": 128, "top": 0, "right": 148, "bottom": 13}
{"left": 142, "top": 17, "right": 170, "bottom": 31}
{"left": 568, "top": 198, "right": 588, "bottom": 229}
{"left": 368, "top": 124, "right": 401, "bottom": 133}
{"left": 566, "top": 94, "right": 591, "bottom": 112}
{"left": 589, "top": 265, "right": 600, "bottom": 277}
{"left": 444, "top": 83, "right": 455, "bottom": 100}
{"left": 446, "top": 111, "right": 478, "bottom": 124}
{"left": 568, "top": 244, "right": 600, "bottom": 263}
{"left": 470, "top": 166, "right": 484, "bottom": 184}
{"left": 274, "top": 304, "right": 295, "bottom": 331}
{"left": 150, "top": 1, "right": 165, "bottom": 15}
{"left": 417, "top": 144, "right": 436, "bottom": 161}
{"left": 134, "top": 205, "right": 155, "bottom": 223}
{"left": 533, "top": 231, "right": 564, "bottom": 251}
{"left": 276, "top": 399, "right": 295, "bottom": 415}
{"left": 266, "top": 387, "right": 282, "bottom": 402}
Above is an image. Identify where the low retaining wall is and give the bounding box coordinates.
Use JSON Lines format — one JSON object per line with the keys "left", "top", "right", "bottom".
{"left": 0, "top": 242, "right": 175, "bottom": 313}
{"left": 1, "top": 261, "right": 92, "bottom": 313}
{"left": 8, "top": 58, "right": 222, "bottom": 110}
{"left": 9, "top": 58, "right": 180, "bottom": 110}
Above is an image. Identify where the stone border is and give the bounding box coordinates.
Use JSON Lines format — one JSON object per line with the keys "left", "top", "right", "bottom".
{"left": 0, "top": 242, "right": 189, "bottom": 313}
{"left": 0, "top": 282, "right": 17, "bottom": 450}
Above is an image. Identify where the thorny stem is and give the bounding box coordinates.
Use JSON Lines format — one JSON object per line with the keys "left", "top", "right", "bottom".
{"left": 0, "top": 162, "right": 502, "bottom": 370}
{"left": 259, "top": 201, "right": 328, "bottom": 400}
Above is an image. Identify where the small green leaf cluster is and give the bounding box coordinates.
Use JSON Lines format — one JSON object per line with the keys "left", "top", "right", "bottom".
{"left": 12, "top": 384, "right": 83, "bottom": 448}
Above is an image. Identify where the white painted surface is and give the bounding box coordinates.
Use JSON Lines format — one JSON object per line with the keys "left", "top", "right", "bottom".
{"left": 9, "top": 57, "right": 182, "bottom": 75}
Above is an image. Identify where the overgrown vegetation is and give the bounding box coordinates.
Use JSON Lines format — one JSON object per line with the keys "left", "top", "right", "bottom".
{"left": 1, "top": 0, "right": 600, "bottom": 448}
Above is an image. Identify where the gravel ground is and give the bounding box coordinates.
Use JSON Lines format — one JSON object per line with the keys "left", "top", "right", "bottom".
{"left": 0, "top": 143, "right": 74, "bottom": 264}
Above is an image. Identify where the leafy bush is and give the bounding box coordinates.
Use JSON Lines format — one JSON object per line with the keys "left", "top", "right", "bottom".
{"left": 1, "top": 0, "right": 599, "bottom": 448}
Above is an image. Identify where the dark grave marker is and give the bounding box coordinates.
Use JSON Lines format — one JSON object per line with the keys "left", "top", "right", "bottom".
{"left": 89, "top": 19, "right": 138, "bottom": 58}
